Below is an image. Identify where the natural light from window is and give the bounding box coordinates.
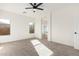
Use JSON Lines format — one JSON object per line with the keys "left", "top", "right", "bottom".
{"left": 0, "top": 19, "right": 10, "bottom": 24}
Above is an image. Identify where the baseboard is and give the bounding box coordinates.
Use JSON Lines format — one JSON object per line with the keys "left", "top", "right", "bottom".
{"left": 51, "top": 40, "right": 73, "bottom": 47}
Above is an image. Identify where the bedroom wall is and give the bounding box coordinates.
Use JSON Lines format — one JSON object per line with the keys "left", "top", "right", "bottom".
{"left": 35, "top": 16, "right": 42, "bottom": 39}
{"left": 51, "top": 5, "right": 74, "bottom": 46}
{"left": 0, "top": 10, "right": 42, "bottom": 43}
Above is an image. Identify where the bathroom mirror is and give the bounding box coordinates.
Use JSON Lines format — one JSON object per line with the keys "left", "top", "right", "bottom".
{"left": 0, "top": 19, "right": 10, "bottom": 35}
{"left": 29, "top": 22, "right": 35, "bottom": 34}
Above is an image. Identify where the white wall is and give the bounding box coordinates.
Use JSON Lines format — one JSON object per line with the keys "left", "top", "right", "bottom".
{"left": 0, "top": 10, "right": 42, "bottom": 43}
{"left": 51, "top": 5, "right": 74, "bottom": 46}
{"left": 35, "top": 16, "right": 42, "bottom": 39}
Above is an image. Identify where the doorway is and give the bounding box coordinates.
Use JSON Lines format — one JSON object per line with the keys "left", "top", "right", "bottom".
{"left": 41, "top": 19, "right": 48, "bottom": 41}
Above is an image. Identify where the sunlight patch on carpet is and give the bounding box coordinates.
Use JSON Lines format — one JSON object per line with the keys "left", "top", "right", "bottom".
{"left": 31, "top": 39, "right": 54, "bottom": 56}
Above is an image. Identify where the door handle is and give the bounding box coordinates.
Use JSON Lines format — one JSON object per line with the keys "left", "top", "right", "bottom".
{"left": 74, "top": 32, "right": 78, "bottom": 34}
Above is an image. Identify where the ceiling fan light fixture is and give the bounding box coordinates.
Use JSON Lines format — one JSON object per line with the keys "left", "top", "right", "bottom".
{"left": 33, "top": 9, "right": 36, "bottom": 12}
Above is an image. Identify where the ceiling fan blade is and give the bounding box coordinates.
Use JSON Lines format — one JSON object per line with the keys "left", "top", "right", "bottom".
{"left": 36, "top": 8, "right": 43, "bottom": 10}
{"left": 36, "top": 3, "right": 43, "bottom": 7}
{"left": 25, "top": 7, "right": 33, "bottom": 9}
{"left": 30, "top": 3, "right": 34, "bottom": 6}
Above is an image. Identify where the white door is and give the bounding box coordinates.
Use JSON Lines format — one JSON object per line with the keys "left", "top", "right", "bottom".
{"left": 74, "top": 15, "right": 79, "bottom": 49}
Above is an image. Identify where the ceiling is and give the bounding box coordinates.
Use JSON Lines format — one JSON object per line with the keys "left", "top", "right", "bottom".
{"left": 0, "top": 3, "right": 51, "bottom": 16}
{"left": 0, "top": 3, "right": 79, "bottom": 17}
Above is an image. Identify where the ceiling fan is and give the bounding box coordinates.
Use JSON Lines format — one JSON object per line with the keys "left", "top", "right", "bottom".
{"left": 25, "top": 3, "right": 44, "bottom": 12}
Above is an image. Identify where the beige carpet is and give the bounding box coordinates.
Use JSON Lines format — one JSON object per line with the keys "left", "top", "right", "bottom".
{"left": 0, "top": 39, "right": 79, "bottom": 56}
